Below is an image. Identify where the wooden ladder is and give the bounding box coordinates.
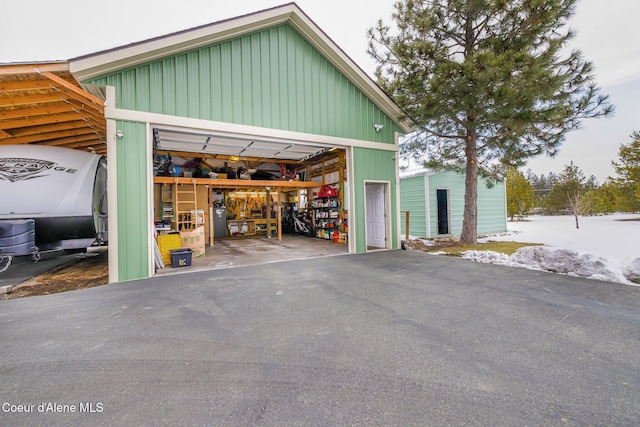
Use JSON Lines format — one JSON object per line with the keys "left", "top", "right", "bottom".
{"left": 174, "top": 180, "right": 197, "bottom": 231}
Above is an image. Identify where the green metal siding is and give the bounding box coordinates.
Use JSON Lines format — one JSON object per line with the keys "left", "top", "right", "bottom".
{"left": 477, "top": 179, "right": 507, "bottom": 234}
{"left": 399, "top": 176, "right": 427, "bottom": 238}
{"left": 428, "top": 171, "right": 465, "bottom": 237}
{"left": 423, "top": 170, "right": 506, "bottom": 237}
{"left": 84, "top": 22, "right": 406, "bottom": 278}
{"left": 116, "top": 121, "right": 150, "bottom": 281}
{"left": 85, "top": 25, "right": 402, "bottom": 143}
{"left": 352, "top": 147, "right": 399, "bottom": 252}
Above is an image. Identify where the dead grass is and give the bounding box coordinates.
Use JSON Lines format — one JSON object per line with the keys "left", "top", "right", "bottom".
{"left": 404, "top": 239, "right": 542, "bottom": 257}
{"left": 1, "top": 252, "right": 108, "bottom": 299}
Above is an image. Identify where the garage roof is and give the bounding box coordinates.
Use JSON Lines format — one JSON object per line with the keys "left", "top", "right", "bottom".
{"left": 0, "top": 62, "right": 107, "bottom": 155}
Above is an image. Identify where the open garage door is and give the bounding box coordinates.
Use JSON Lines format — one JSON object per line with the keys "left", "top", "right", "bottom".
{"left": 150, "top": 126, "right": 350, "bottom": 273}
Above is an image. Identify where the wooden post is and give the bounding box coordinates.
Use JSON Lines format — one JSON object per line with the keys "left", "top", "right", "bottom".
{"left": 277, "top": 191, "right": 282, "bottom": 241}
{"left": 266, "top": 188, "right": 271, "bottom": 238}
{"left": 209, "top": 206, "right": 214, "bottom": 246}
{"left": 405, "top": 210, "right": 410, "bottom": 241}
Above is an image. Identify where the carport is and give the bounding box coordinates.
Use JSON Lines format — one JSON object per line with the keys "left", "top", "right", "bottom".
{"left": 0, "top": 62, "right": 109, "bottom": 276}
{"left": 0, "top": 62, "right": 106, "bottom": 153}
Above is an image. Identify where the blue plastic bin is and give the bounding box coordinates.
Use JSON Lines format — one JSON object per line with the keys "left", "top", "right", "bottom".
{"left": 170, "top": 248, "right": 193, "bottom": 268}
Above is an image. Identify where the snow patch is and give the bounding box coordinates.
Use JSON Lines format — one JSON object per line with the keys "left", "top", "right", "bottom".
{"left": 456, "top": 214, "right": 640, "bottom": 286}
{"left": 461, "top": 250, "right": 513, "bottom": 266}
{"left": 462, "top": 246, "right": 625, "bottom": 284}
{"left": 623, "top": 258, "right": 640, "bottom": 284}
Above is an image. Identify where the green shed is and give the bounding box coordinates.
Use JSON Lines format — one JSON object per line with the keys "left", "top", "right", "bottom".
{"left": 400, "top": 169, "right": 507, "bottom": 239}
{"left": 68, "top": 3, "right": 411, "bottom": 282}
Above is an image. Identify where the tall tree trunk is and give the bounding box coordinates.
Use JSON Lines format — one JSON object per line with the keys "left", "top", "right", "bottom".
{"left": 460, "top": 131, "right": 478, "bottom": 245}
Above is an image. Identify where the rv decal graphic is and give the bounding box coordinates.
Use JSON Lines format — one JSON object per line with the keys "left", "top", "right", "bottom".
{"left": 0, "top": 157, "right": 77, "bottom": 183}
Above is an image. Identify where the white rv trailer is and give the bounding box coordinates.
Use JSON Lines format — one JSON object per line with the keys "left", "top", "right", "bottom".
{"left": 0, "top": 145, "right": 107, "bottom": 261}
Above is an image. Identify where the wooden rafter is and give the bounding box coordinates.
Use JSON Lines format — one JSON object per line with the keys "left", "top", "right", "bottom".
{"left": 0, "top": 62, "right": 107, "bottom": 155}
{"left": 0, "top": 91, "right": 64, "bottom": 108}
{"left": 37, "top": 70, "right": 104, "bottom": 107}
{"left": 5, "top": 118, "right": 98, "bottom": 137}
{"left": 3, "top": 126, "right": 99, "bottom": 145}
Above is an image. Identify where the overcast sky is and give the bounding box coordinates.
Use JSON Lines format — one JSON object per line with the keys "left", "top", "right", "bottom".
{"left": 3, "top": 0, "right": 638, "bottom": 182}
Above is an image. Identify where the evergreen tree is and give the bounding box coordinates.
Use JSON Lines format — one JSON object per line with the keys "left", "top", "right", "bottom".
{"left": 611, "top": 131, "right": 640, "bottom": 212}
{"left": 528, "top": 171, "right": 554, "bottom": 204}
{"left": 506, "top": 168, "right": 535, "bottom": 221}
{"left": 369, "top": 0, "right": 613, "bottom": 244}
{"left": 584, "top": 180, "right": 617, "bottom": 214}
{"left": 543, "top": 161, "right": 592, "bottom": 227}
{"left": 584, "top": 174, "right": 599, "bottom": 192}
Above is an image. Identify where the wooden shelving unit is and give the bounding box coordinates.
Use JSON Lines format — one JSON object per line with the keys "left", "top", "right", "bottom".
{"left": 160, "top": 183, "right": 174, "bottom": 226}
{"left": 175, "top": 181, "right": 197, "bottom": 231}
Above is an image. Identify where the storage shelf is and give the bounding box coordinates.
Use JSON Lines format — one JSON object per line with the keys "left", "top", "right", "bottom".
{"left": 160, "top": 183, "right": 175, "bottom": 225}
{"left": 227, "top": 219, "right": 256, "bottom": 236}
{"left": 312, "top": 196, "right": 341, "bottom": 240}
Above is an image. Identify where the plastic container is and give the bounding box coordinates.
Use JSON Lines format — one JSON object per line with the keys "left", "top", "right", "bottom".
{"left": 170, "top": 248, "right": 193, "bottom": 267}
{"left": 157, "top": 233, "right": 182, "bottom": 265}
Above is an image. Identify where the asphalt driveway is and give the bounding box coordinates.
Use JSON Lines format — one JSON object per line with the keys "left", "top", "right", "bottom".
{"left": 1, "top": 251, "right": 638, "bottom": 426}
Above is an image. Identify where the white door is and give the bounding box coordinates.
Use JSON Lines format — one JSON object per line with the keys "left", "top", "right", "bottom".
{"left": 366, "top": 183, "right": 386, "bottom": 249}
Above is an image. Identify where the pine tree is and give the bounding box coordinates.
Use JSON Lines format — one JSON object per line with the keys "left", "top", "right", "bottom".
{"left": 369, "top": 0, "right": 613, "bottom": 244}
{"left": 611, "top": 131, "right": 640, "bottom": 212}
{"left": 543, "top": 162, "right": 592, "bottom": 227}
{"left": 527, "top": 171, "right": 555, "bottom": 205}
{"left": 506, "top": 168, "right": 535, "bottom": 221}
{"left": 584, "top": 180, "right": 617, "bottom": 214}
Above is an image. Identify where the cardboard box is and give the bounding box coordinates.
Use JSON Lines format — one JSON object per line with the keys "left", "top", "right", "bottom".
{"left": 191, "top": 209, "right": 205, "bottom": 225}
{"left": 179, "top": 226, "right": 205, "bottom": 258}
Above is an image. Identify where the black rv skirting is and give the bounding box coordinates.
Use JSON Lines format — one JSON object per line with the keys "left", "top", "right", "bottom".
{"left": 34, "top": 216, "right": 95, "bottom": 244}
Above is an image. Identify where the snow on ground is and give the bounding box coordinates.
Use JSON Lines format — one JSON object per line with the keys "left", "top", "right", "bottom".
{"left": 466, "top": 214, "right": 640, "bottom": 286}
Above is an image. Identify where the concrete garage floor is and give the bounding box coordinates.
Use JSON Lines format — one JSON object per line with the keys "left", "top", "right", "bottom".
{"left": 156, "top": 234, "right": 349, "bottom": 275}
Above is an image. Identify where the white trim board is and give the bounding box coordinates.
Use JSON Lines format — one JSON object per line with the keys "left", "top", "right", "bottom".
{"left": 106, "top": 106, "right": 399, "bottom": 154}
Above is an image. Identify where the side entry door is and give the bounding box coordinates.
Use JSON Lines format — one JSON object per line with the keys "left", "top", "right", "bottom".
{"left": 436, "top": 189, "right": 450, "bottom": 235}
{"left": 366, "top": 183, "right": 387, "bottom": 249}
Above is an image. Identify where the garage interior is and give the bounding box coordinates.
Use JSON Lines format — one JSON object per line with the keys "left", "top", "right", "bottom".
{"left": 152, "top": 126, "right": 350, "bottom": 273}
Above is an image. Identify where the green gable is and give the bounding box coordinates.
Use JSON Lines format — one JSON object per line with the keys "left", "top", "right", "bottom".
{"left": 84, "top": 25, "right": 402, "bottom": 144}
